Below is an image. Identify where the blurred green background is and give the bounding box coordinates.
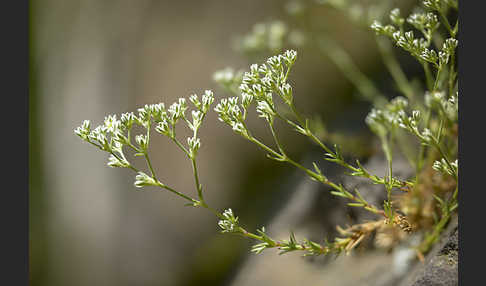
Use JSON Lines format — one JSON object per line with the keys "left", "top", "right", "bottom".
{"left": 29, "top": 0, "right": 412, "bottom": 285}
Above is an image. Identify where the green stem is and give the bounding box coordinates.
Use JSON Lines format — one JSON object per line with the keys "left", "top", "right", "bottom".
{"left": 155, "top": 180, "right": 198, "bottom": 204}
{"left": 110, "top": 150, "right": 139, "bottom": 173}
{"left": 248, "top": 135, "right": 284, "bottom": 159}
{"left": 289, "top": 103, "right": 305, "bottom": 127}
{"left": 438, "top": 9, "right": 454, "bottom": 36}
{"left": 144, "top": 152, "right": 157, "bottom": 179}
{"left": 434, "top": 142, "right": 457, "bottom": 181}
{"left": 423, "top": 63, "right": 434, "bottom": 91}
{"left": 381, "top": 133, "right": 394, "bottom": 206}
{"left": 191, "top": 158, "right": 205, "bottom": 203}
{"left": 449, "top": 53, "right": 456, "bottom": 97}
{"left": 376, "top": 38, "right": 415, "bottom": 101}
{"left": 237, "top": 227, "right": 264, "bottom": 241}
{"left": 203, "top": 204, "right": 225, "bottom": 220}
{"left": 268, "top": 120, "right": 286, "bottom": 155}
{"left": 417, "top": 110, "right": 432, "bottom": 175}
{"left": 316, "top": 35, "right": 387, "bottom": 107}
{"left": 172, "top": 136, "right": 190, "bottom": 158}
{"left": 433, "top": 66, "right": 443, "bottom": 91}
{"left": 306, "top": 129, "right": 333, "bottom": 154}
{"left": 418, "top": 209, "right": 452, "bottom": 254}
{"left": 276, "top": 101, "right": 407, "bottom": 188}
{"left": 143, "top": 120, "right": 158, "bottom": 180}
{"left": 437, "top": 117, "right": 445, "bottom": 142}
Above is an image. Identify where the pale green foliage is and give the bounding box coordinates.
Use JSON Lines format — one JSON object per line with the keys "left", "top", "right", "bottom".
{"left": 75, "top": 0, "right": 458, "bottom": 263}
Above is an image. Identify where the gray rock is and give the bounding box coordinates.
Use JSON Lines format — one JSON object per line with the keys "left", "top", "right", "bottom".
{"left": 406, "top": 219, "right": 458, "bottom": 286}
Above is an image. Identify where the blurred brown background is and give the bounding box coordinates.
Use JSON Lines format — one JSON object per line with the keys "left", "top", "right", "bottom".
{"left": 29, "top": 1, "right": 394, "bottom": 285}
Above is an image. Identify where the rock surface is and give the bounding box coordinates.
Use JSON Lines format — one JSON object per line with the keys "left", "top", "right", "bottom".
{"left": 403, "top": 218, "right": 458, "bottom": 286}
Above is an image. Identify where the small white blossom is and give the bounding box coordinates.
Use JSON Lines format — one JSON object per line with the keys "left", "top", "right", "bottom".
{"left": 283, "top": 50, "right": 297, "bottom": 64}
{"left": 256, "top": 100, "right": 275, "bottom": 121}
{"left": 107, "top": 154, "right": 130, "bottom": 168}
{"left": 155, "top": 120, "right": 171, "bottom": 137}
{"left": 168, "top": 98, "right": 187, "bottom": 122}
{"left": 218, "top": 208, "right": 239, "bottom": 233}
{"left": 231, "top": 122, "right": 245, "bottom": 134}
{"left": 74, "top": 120, "right": 91, "bottom": 140}
{"left": 189, "top": 94, "right": 201, "bottom": 109}
{"left": 112, "top": 129, "right": 129, "bottom": 145}
{"left": 267, "top": 55, "right": 282, "bottom": 69}
{"left": 104, "top": 115, "right": 120, "bottom": 133}
{"left": 258, "top": 64, "right": 269, "bottom": 74}
{"left": 135, "top": 134, "right": 148, "bottom": 150}
{"left": 241, "top": 92, "right": 254, "bottom": 108}
{"left": 433, "top": 159, "right": 458, "bottom": 177}
{"left": 439, "top": 51, "right": 449, "bottom": 66}
{"left": 443, "top": 38, "right": 458, "bottom": 54}
{"left": 134, "top": 172, "right": 157, "bottom": 188}
{"left": 279, "top": 83, "right": 293, "bottom": 104}
{"left": 120, "top": 112, "right": 136, "bottom": 128}
{"left": 421, "top": 128, "right": 434, "bottom": 143}
{"left": 187, "top": 136, "right": 201, "bottom": 157}
{"left": 201, "top": 90, "right": 215, "bottom": 113}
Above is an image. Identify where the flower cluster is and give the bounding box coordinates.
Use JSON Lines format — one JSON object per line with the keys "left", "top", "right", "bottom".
{"left": 423, "top": 0, "right": 456, "bottom": 10}
{"left": 433, "top": 158, "right": 458, "bottom": 177}
{"left": 396, "top": 109, "right": 438, "bottom": 146}
{"left": 425, "top": 91, "right": 458, "bottom": 122}
{"left": 75, "top": 91, "right": 215, "bottom": 187}
{"left": 371, "top": 7, "right": 457, "bottom": 69}
{"left": 73, "top": 0, "right": 459, "bottom": 264}
{"left": 218, "top": 209, "right": 239, "bottom": 233}
{"left": 214, "top": 50, "right": 298, "bottom": 134}
{"left": 406, "top": 11, "right": 439, "bottom": 41}
{"left": 365, "top": 96, "right": 409, "bottom": 137}
{"left": 372, "top": 17, "right": 437, "bottom": 65}
{"left": 134, "top": 171, "right": 158, "bottom": 188}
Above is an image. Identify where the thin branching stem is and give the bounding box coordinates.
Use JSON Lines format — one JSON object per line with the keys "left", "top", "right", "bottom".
{"left": 191, "top": 158, "right": 205, "bottom": 203}
{"left": 155, "top": 180, "right": 197, "bottom": 204}
{"left": 376, "top": 38, "right": 415, "bottom": 101}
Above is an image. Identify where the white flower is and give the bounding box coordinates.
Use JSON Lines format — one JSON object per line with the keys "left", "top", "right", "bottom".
{"left": 134, "top": 172, "right": 157, "bottom": 188}
{"left": 155, "top": 120, "right": 170, "bottom": 136}
{"left": 267, "top": 55, "right": 282, "bottom": 68}
{"left": 107, "top": 154, "right": 130, "bottom": 168}
{"left": 168, "top": 98, "right": 187, "bottom": 121}
{"left": 135, "top": 134, "right": 148, "bottom": 149}
{"left": 189, "top": 94, "right": 201, "bottom": 109}
{"left": 241, "top": 92, "right": 254, "bottom": 108}
{"left": 283, "top": 50, "right": 297, "bottom": 64}
{"left": 433, "top": 159, "right": 458, "bottom": 177}
{"left": 279, "top": 83, "right": 293, "bottom": 104}
{"left": 104, "top": 114, "right": 120, "bottom": 133}
{"left": 231, "top": 122, "right": 245, "bottom": 133}
{"left": 187, "top": 136, "right": 201, "bottom": 156}
{"left": 120, "top": 112, "right": 136, "bottom": 128}
{"left": 256, "top": 101, "right": 275, "bottom": 121}
{"left": 201, "top": 90, "right": 215, "bottom": 113}
{"left": 218, "top": 208, "right": 239, "bottom": 233}
{"left": 74, "top": 120, "right": 91, "bottom": 140}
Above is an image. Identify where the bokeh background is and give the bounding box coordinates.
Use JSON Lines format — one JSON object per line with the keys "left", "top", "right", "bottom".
{"left": 29, "top": 0, "right": 415, "bottom": 285}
